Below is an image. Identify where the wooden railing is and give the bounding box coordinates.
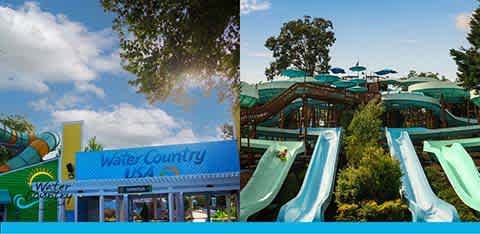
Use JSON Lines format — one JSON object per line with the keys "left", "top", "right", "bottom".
{"left": 241, "top": 82, "right": 375, "bottom": 125}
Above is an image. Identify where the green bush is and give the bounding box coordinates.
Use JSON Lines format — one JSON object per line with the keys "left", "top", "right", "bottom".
{"left": 334, "top": 98, "right": 407, "bottom": 221}
{"left": 335, "top": 199, "right": 410, "bottom": 221}
{"left": 344, "top": 99, "right": 384, "bottom": 166}
{"left": 335, "top": 146, "right": 402, "bottom": 204}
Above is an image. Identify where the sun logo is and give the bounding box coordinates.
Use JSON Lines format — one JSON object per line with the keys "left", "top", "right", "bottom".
{"left": 26, "top": 168, "right": 55, "bottom": 187}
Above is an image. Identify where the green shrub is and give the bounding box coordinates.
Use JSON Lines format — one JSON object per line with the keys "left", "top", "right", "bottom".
{"left": 335, "top": 199, "right": 410, "bottom": 221}
{"left": 344, "top": 99, "right": 384, "bottom": 166}
{"left": 334, "top": 98, "right": 407, "bottom": 221}
{"left": 335, "top": 146, "right": 402, "bottom": 204}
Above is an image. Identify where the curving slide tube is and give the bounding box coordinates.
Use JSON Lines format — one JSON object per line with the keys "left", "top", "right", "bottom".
{"left": 239, "top": 139, "right": 304, "bottom": 221}
{"left": 0, "top": 124, "right": 59, "bottom": 172}
{"left": 424, "top": 138, "right": 480, "bottom": 212}
{"left": 277, "top": 128, "right": 342, "bottom": 222}
{"left": 385, "top": 128, "right": 459, "bottom": 222}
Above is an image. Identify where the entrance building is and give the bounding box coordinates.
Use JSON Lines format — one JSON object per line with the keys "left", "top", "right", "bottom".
{"left": 34, "top": 140, "right": 240, "bottom": 222}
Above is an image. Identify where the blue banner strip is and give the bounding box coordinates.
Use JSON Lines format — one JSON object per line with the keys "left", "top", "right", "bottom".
{"left": 2, "top": 222, "right": 480, "bottom": 233}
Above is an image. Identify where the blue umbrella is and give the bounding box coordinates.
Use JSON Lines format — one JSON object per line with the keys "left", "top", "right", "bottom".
{"left": 375, "top": 69, "right": 397, "bottom": 76}
{"left": 349, "top": 66, "right": 367, "bottom": 72}
{"left": 281, "top": 69, "right": 306, "bottom": 78}
{"left": 330, "top": 67, "right": 345, "bottom": 74}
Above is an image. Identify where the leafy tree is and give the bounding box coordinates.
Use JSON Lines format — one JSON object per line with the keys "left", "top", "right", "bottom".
{"left": 0, "top": 145, "right": 9, "bottom": 164}
{"left": 450, "top": 3, "right": 480, "bottom": 90}
{"left": 219, "top": 123, "right": 234, "bottom": 140}
{"left": 0, "top": 114, "right": 35, "bottom": 134}
{"left": 406, "top": 70, "right": 446, "bottom": 80}
{"left": 84, "top": 136, "right": 104, "bottom": 152}
{"left": 344, "top": 99, "right": 384, "bottom": 165}
{"left": 264, "top": 15, "right": 335, "bottom": 80}
{"left": 101, "top": 0, "right": 240, "bottom": 105}
{"left": 335, "top": 146, "right": 402, "bottom": 204}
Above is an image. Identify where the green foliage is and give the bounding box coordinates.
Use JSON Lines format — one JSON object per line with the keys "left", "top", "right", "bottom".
{"left": 406, "top": 70, "right": 446, "bottom": 81}
{"left": 0, "top": 145, "right": 9, "bottom": 163}
{"left": 264, "top": 15, "right": 336, "bottom": 80}
{"left": 335, "top": 199, "right": 410, "bottom": 221}
{"left": 335, "top": 146, "right": 402, "bottom": 204}
{"left": 450, "top": 3, "right": 480, "bottom": 90}
{"left": 101, "top": 0, "right": 240, "bottom": 105}
{"left": 84, "top": 136, "right": 104, "bottom": 152}
{"left": 0, "top": 114, "right": 35, "bottom": 134}
{"left": 344, "top": 99, "right": 384, "bottom": 165}
{"left": 334, "top": 98, "right": 406, "bottom": 220}
{"left": 220, "top": 123, "right": 234, "bottom": 140}
{"left": 424, "top": 165, "right": 480, "bottom": 221}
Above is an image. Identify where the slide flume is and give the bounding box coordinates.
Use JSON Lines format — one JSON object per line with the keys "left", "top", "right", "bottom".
{"left": 240, "top": 139, "right": 304, "bottom": 221}
{"left": 0, "top": 124, "right": 59, "bottom": 172}
{"left": 424, "top": 139, "right": 480, "bottom": 211}
{"left": 383, "top": 93, "right": 477, "bottom": 127}
{"left": 385, "top": 128, "right": 459, "bottom": 222}
{"left": 277, "top": 128, "right": 341, "bottom": 222}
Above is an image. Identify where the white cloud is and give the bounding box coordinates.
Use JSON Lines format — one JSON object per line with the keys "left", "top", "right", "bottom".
{"left": 29, "top": 93, "right": 85, "bottom": 112}
{"left": 455, "top": 12, "right": 472, "bottom": 31}
{"left": 0, "top": 2, "right": 121, "bottom": 97}
{"left": 51, "top": 103, "right": 220, "bottom": 148}
{"left": 240, "top": 0, "right": 270, "bottom": 15}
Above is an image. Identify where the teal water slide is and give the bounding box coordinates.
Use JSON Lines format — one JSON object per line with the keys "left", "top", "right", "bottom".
{"left": 240, "top": 139, "right": 304, "bottom": 221}
{"left": 0, "top": 124, "right": 59, "bottom": 172}
{"left": 424, "top": 137, "right": 480, "bottom": 211}
{"left": 277, "top": 128, "right": 342, "bottom": 222}
{"left": 382, "top": 93, "right": 477, "bottom": 127}
{"left": 385, "top": 128, "right": 459, "bottom": 222}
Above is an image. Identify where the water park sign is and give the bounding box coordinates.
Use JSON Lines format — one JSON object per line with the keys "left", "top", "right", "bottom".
{"left": 76, "top": 140, "right": 240, "bottom": 180}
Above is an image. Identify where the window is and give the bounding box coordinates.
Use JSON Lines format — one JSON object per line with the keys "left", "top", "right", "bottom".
{"left": 183, "top": 193, "right": 208, "bottom": 222}
{"left": 129, "top": 194, "right": 169, "bottom": 222}
{"left": 103, "top": 196, "right": 117, "bottom": 222}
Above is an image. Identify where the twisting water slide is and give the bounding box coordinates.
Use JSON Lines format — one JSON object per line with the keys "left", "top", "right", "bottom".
{"left": 239, "top": 139, "right": 304, "bottom": 221}
{"left": 0, "top": 124, "right": 59, "bottom": 172}
{"left": 424, "top": 137, "right": 480, "bottom": 211}
{"left": 385, "top": 128, "right": 459, "bottom": 222}
{"left": 277, "top": 128, "right": 342, "bottom": 222}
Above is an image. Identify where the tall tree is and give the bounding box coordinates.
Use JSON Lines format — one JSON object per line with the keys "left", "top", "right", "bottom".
{"left": 101, "top": 0, "right": 240, "bottom": 104}
{"left": 0, "top": 114, "right": 35, "bottom": 134}
{"left": 406, "top": 70, "right": 446, "bottom": 81}
{"left": 219, "top": 123, "right": 234, "bottom": 140}
{"left": 450, "top": 3, "right": 480, "bottom": 121}
{"left": 84, "top": 136, "right": 104, "bottom": 152}
{"left": 265, "top": 16, "right": 335, "bottom": 80}
{"left": 450, "top": 3, "right": 480, "bottom": 90}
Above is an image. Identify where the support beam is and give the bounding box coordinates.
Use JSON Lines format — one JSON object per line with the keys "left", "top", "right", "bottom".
{"left": 74, "top": 194, "right": 78, "bottom": 222}
{"left": 168, "top": 193, "right": 175, "bottom": 222}
{"left": 38, "top": 198, "right": 44, "bottom": 222}
{"left": 99, "top": 194, "right": 104, "bottom": 222}
{"left": 57, "top": 199, "right": 65, "bottom": 222}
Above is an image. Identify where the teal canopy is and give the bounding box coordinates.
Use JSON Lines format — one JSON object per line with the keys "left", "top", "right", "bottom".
{"left": 347, "top": 85, "right": 368, "bottom": 93}
{"left": 0, "top": 189, "right": 10, "bottom": 204}
{"left": 281, "top": 69, "right": 306, "bottom": 78}
{"left": 349, "top": 78, "right": 367, "bottom": 85}
{"left": 314, "top": 74, "right": 340, "bottom": 83}
{"left": 332, "top": 80, "right": 356, "bottom": 88}
{"left": 349, "top": 66, "right": 366, "bottom": 72}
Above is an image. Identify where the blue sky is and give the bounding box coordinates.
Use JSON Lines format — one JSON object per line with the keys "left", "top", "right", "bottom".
{"left": 241, "top": 0, "right": 478, "bottom": 84}
{"left": 0, "top": 1, "right": 232, "bottom": 148}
